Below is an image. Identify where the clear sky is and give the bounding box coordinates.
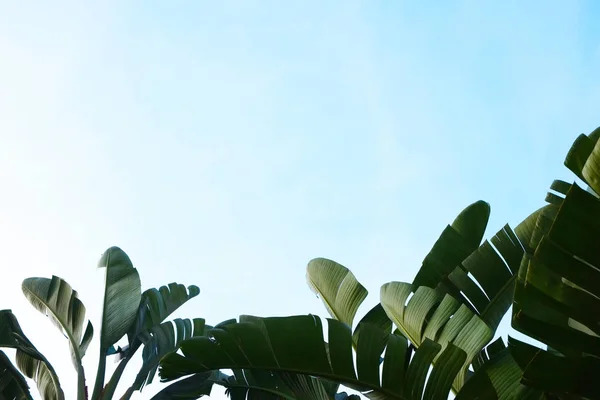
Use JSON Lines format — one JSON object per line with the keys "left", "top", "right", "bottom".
{"left": 1, "top": 1, "right": 599, "bottom": 399}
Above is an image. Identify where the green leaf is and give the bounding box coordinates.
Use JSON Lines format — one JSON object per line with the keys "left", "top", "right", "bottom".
{"left": 456, "top": 338, "right": 543, "bottom": 400}
{"left": 564, "top": 127, "right": 600, "bottom": 193}
{"left": 102, "top": 282, "right": 201, "bottom": 400}
{"left": 0, "top": 350, "right": 34, "bottom": 400}
{"left": 92, "top": 246, "right": 141, "bottom": 400}
{"left": 380, "top": 283, "right": 493, "bottom": 390}
{"left": 149, "top": 372, "right": 215, "bottom": 399}
{"left": 159, "top": 315, "right": 467, "bottom": 400}
{"left": 352, "top": 303, "right": 393, "bottom": 345}
{"left": 514, "top": 206, "right": 550, "bottom": 253}
{"left": 98, "top": 246, "right": 141, "bottom": 349}
{"left": 509, "top": 338, "right": 598, "bottom": 399}
{"left": 130, "top": 283, "right": 200, "bottom": 343}
{"left": 0, "top": 310, "right": 64, "bottom": 400}
{"left": 409, "top": 201, "right": 525, "bottom": 334}
{"left": 451, "top": 200, "right": 491, "bottom": 250}
{"left": 21, "top": 276, "right": 91, "bottom": 400}
{"left": 412, "top": 200, "right": 490, "bottom": 290}
{"left": 21, "top": 277, "right": 93, "bottom": 370}
{"left": 511, "top": 182, "right": 600, "bottom": 396}
{"left": 132, "top": 318, "right": 208, "bottom": 392}
{"left": 307, "top": 258, "right": 368, "bottom": 328}
{"left": 306, "top": 258, "right": 392, "bottom": 347}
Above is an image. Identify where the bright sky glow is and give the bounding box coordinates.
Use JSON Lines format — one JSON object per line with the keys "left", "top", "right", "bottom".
{"left": 1, "top": 2, "right": 600, "bottom": 399}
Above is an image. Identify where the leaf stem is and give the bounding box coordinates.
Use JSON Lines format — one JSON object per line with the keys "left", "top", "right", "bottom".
{"left": 77, "top": 364, "right": 87, "bottom": 400}
{"left": 91, "top": 349, "right": 107, "bottom": 400}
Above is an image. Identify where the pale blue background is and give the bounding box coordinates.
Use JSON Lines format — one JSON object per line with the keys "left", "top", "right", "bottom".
{"left": 1, "top": 1, "right": 599, "bottom": 398}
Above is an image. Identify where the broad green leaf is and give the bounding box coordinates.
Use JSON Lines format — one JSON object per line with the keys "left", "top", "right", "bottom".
{"left": 98, "top": 246, "right": 141, "bottom": 349}
{"left": 131, "top": 318, "right": 208, "bottom": 392}
{"left": 564, "top": 126, "right": 600, "bottom": 193}
{"left": 92, "top": 246, "right": 141, "bottom": 400}
{"left": 511, "top": 181, "right": 600, "bottom": 396}
{"left": 380, "top": 283, "right": 493, "bottom": 390}
{"left": 102, "top": 281, "right": 201, "bottom": 400}
{"left": 223, "top": 368, "right": 337, "bottom": 400}
{"left": 306, "top": 258, "right": 392, "bottom": 346}
{"left": 423, "top": 344, "right": 468, "bottom": 400}
{"left": 21, "top": 277, "right": 91, "bottom": 400}
{"left": 149, "top": 372, "right": 216, "bottom": 399}
{"left": 307, "top": 258, "right": 367, "bottom": 328}
{"left": 0, "top": 310, "right": 64, "bottom": 400}
{"left": 352, "top": 303, "right": 393, "bottom": 345}
{"left": 450, "top": 200, "right": 491, "bottom": 250}
{"left": 21, "top": 277, "right": 93, "bottom": 370}
{"left": 514, "top": 206, "right": 549, "bottom": 253}
{"left": 409, "top": 201, "right": 524, "bottom": 334}
{"left": 509, "top": 337, "right": 599, "bottom": 399}
{"left": 159, "top": 315, "right": 467, "bottom": 400}
{"left": 129, "top": 283, "right": 200, "bottom": 343}
{"left": 0, "top": 350, "right": 34, "bottom": 400}
{"left": 456, "top": 338, "right": 543, "bottom": 400}
{"left": 412, "top": 200, "right": 490, "bottom": 290}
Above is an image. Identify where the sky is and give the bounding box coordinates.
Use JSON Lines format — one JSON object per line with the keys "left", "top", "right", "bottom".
{"left": 1, "top": 1, "right": 599, "bottom": 399}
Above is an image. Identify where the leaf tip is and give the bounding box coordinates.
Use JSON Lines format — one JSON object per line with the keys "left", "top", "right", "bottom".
{"left": 98, "top": 246, "right": 133, "bottom": 269}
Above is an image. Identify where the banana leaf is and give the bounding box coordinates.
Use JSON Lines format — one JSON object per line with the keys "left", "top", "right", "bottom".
{"left": 21, "top": 275, "right": 91, "bottom": 400}
{"left": 159, "top": 315, "right": 467, "bottom": 400}
{"left": 0, "top": 310, "right": 64, "bottom": 400}
{"left": 0, "top": 350, "right": 34, "bottom": 400}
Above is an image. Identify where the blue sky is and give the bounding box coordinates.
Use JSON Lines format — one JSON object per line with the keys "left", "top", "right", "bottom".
{"left": 1, "top": 1, "right": 599, "bottom": 399}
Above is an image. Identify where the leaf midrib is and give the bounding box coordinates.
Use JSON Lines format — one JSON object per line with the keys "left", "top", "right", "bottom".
{"left": 307, "top": 276, "right": 343, "bottom": 323}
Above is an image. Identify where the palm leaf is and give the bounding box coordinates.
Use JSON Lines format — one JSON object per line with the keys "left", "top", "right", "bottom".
{"left": 159, "top": 315, "right": 467, "bottom": 400}
{"left": 91, "top": 246, "right": 141, "bottom": 400}
{"left": 21, "top": 276, "right": 92, "bottom": 399}
{"left": 0, "top": 310, "right": 64, "bottom": 400}
{"left": 0, "top": 350, "right": 34, "bottom": 400}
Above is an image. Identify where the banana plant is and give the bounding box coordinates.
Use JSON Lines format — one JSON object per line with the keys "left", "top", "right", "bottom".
{"left": 153, "top": 200, "right": 527, "bottom": 399}
{"left": 307, "top": 197, "right": 537, "bottom": 393}
{"left": 0, "top": 246, "right": 205, "bottom": 400}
